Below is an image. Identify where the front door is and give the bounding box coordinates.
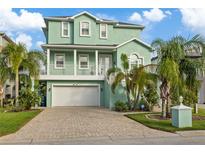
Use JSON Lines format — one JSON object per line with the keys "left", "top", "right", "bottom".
{"left": 99, "top": 54, "right": 112, "bottom": 75}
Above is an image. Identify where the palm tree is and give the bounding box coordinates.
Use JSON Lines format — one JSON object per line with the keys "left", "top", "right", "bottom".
{"left": 3, "top": 43, "right": 45, "bottom": 106}
{"left": 0, "top": 54, "right": 11, "bottom": 107}
{"left": 107, "top": 53, "right": 157, "bottom": 110}
{"left": 130, "top": 64, "right": 157, "bottom": 110}
{"left": 107, "top": 54, "right": 132, "bottom": 106}
{"left": 152, "top": 34, "right": 205, "bottom": 118}
{"left": 3, "top": 43, "right": 27, "bottom": 106}
{"left": 21, "top": 50, "right": 45, "bottom": 80}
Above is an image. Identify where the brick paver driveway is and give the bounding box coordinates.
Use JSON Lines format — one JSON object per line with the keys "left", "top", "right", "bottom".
{"left": 0, "top": 107, "right": 178, "bottom": 144}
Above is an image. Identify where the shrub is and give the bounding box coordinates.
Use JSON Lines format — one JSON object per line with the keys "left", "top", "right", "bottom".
{"left": 18, "top": 88, "right": 41, "bottom": 110}
{"left": 114, "top": 101, "right": 128, "bottom": 112}
{"left": 143, "top": 83, "right": 159, "bottom": 111}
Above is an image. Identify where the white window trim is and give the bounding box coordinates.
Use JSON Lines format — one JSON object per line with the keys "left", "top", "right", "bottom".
{"left": 79, "top": 54, "right": 89, "bottom": 69}
{"left": 61, "top": 22, "right": 70, "bottom": 38}
{"left": 80, "top": 21, "right": 91, "bottom": 37}
{"left": 128, "top": 53, "right": 144, "bottom": 70}
{"left": 54, "top": 53, "right": 65, "bottom": 69}
{"left": 100, "top": 24, "right": 108, "bottom": 39}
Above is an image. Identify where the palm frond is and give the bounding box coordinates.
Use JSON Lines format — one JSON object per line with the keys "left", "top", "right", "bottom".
{"left": 111, "top": 72, "right": 125, "bottom": 93}
{"left": 106, "top": 67, "right": 121, "bottom": 79}
{"left": 120, "top": 53, "right": 129, "bottom": 71}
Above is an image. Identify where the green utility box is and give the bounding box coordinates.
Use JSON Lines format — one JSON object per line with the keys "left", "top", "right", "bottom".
{"left": 171, "top": 104, "right": 192, "bottom": 128}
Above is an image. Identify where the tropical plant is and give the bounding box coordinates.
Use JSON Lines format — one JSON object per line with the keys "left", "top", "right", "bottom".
{"left": 114, "top": 100, "right": 128, "bottom": 112}
{"left": 18, "top": 88, "right": 41, "bottom": 110}
{"left": 130, "top": 64, "right": 157, "bottom": 110}
{"left": 3, "top": 43, "right": 27, "bottom": 106}
{"left": 0, "top": 54, "right": 12, "bottom": 107}
{"left": 152, "top": 34, "right": 205, "bottom": 118}
{"left": 107, "top": 53, "right": 132, "bottom": 106}
{"left": 3, "top": 43, "right": 45, "bottom": 106}
{"left": 142, "top": 82, "right": 159, "bottom": 112}
{"left": 107, "top": 53, "right": 157, "bottom": 110}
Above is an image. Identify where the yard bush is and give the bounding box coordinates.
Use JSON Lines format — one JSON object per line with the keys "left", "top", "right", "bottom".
{"left": 114, "top": 100, "right": 128, "bottom": 112}
{"left": 143, "top": 83, "right": 159, "bottom": 111}
{"left": 18, "top": 88, "right": 41, "bottom": 110}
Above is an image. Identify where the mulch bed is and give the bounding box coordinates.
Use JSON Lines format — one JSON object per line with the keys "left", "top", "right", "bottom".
{"left": 147, "top": 114, "right": 205, "bottom": 121}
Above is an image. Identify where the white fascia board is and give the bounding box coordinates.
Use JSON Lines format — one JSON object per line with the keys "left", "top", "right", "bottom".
{"left": 116, "top": 38, "right": 152, "bottom": 50}
{"left": 44, "top": 17, "right": 73, "bottom": 22}
{"left": 41, "top": 44, "right": 116, "bottom": 50}
{"left": 114, "top": 24, "right": 144, "bottom": 29}
{"left": 71, "top": 11, "right": 100, "bottom": 20}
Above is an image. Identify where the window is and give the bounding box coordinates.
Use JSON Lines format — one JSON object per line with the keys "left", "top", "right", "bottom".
{"left": 100, "top": 24, "right": 107, "bottom": 39}
{"left": 80, "top": 21, "right": 90, "bottom": 36}
{"left": 55, "top": 54, "right": 65, "bottom": 69}
{"left": 61, "top": 22, "right": 69, "bottom": 37}
{"left": 129, "top": 54, "right": 144, "bottom": 69}
{"left": 79, "top": 54, "right": 89, "bottom": 69}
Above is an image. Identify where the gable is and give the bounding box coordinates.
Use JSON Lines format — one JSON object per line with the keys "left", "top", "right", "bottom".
{"left": 116, "top": 38, "right": 152, "bottom": 50}
{"left": 116, "top": 39, "right": 152, "bottom": 66}
{"left": 71, "top": 11, "right": 100, "bottom": 21}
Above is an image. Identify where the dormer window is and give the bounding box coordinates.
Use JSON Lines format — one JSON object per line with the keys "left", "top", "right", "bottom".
{"left": 100, "top": 24, "right": 107, "bottom": 39}
{"left": 80, "top": 21, "right": 90, "bottom": 36}
{"left": 61, "top": 22, "right": 70, "bottom": 37}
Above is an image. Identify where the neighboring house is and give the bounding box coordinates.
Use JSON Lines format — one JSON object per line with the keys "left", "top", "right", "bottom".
{"left": 40, "top": 11, "right": 152, "bottom": 109}
{"left": 0, "top": 32, "right": 15, "bottom": 99}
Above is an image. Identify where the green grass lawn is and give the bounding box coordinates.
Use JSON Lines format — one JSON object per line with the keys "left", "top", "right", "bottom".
{"left": 0, "top": 108, "right": 41, "bottom": 137}
{"left": 126, "top": 108, "right": 205, "bottom": 133}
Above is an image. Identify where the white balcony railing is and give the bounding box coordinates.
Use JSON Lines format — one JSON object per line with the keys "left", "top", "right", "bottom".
{"left": 40, "top": 64, "right": 112, "bottom": 76}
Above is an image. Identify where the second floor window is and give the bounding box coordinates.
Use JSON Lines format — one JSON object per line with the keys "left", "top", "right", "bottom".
{"left": 62, "top": 22, "right": 69, "bottom": 37}
{"left": 80, "top": 21, "right": 90, "bottom": 36}
{"left": 55, "top": 54, "right": 65, "bottom": 69}
{"left": 79, "top": 54, "right": 89, "bottom": 69}
{"left": 100, "top": 24, "right": 107, "bottom": 39}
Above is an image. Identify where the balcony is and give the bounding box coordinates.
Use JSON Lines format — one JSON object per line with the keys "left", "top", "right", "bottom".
{"left": 39, "top": 64, "right": 110, "bottom": 81}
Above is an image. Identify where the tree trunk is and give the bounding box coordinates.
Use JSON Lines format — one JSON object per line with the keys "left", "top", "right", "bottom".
{"left": 0, "top": 96, "right": 3, "bottom": 108}
{"left": 166, "top": 98, "right": 169, "bottom": 118}
{"left": 161, "top": 99, "right": 166, "bottom": 118}
{"left": 0, "top": 85, "right": 3, "bottom": 107}
{"left": 15, "top": 70, "right": 19, "bottom": 107}
{"left": 133, "top": 92, "right": 140, "bottom": 111}
{"left": 126, "top": 90, "right": 130, "bottom": 105}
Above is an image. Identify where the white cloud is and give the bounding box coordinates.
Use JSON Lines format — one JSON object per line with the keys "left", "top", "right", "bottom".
{"left": 36, "top": 41, "right": 44, "bottom": 49}
{"left": 128, "top": 12, "right": 142, "bottom": 22}
{"left": 143, "top": 8, "right": 167, "bottom": 22}
{"left": 95, "top": 13, "right": 116, "bottom": 20}
{"left": 15, "top": 33, "right": 32, "bottom": 50}
{"left": 128, "top": 8, "right": 171, "bottom": 24}
{"left": 180, "top": 8, "right": 205, "bottom": 36}
{"left": 165, "top": 10, "right": 172, "bottom": 15}
{"left": 0, "top": 8, "right": 45, "bottom": 32}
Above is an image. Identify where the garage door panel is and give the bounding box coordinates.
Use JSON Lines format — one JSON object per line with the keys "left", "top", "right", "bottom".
{"left": 52, "top": 86, "right": 99, "bottom": 106}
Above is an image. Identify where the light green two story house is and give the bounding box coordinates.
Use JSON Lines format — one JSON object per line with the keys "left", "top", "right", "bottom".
{"left": 40, "top": 11, "right": 152, "bottom": 109}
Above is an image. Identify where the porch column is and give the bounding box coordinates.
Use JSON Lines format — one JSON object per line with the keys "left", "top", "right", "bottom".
{"left": 74, "top": 49, "right": 77, "bottom": 76}
{"left": 47, "top": 48, "right": 50, "bottom": 75}
{"left": 95, "top": 50, "right": 98, "bottom": 76}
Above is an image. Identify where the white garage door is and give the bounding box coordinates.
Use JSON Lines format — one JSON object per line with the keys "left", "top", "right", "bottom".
{"left": 52, "top": 85, "right": 100, "bottom": 107}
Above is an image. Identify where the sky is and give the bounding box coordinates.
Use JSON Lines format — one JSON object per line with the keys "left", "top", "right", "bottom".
{"left": 0, "top": 8, "right": 205, "bottom": 51}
